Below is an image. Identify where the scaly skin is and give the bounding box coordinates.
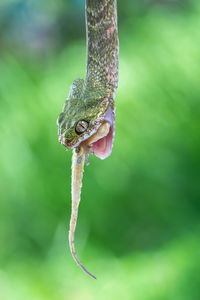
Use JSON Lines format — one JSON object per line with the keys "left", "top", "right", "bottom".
{"left": 57, "top": 0, "right": 119, "bottom": 279}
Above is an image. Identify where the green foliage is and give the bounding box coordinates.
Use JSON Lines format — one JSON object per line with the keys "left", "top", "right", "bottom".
{"left": 0, "top": 1, "right": 200, "bottom": 299}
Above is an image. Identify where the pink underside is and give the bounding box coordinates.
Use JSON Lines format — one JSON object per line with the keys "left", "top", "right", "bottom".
{"left": 91, "top": 107, "right": 114, "bottom": 160}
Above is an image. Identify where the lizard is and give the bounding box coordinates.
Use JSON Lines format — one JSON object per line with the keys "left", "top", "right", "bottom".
{"left": 57, "top": 0, "right": 119, "bottom": 279}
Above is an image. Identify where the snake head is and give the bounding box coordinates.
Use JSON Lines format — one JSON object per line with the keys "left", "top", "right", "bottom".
{"left": 57, "top": 78, "right": 115, "bottom": 159}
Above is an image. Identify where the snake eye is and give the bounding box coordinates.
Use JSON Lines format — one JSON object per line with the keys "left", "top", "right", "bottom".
{"left": 75, "top": 120, "right": 89, "bottom": 134}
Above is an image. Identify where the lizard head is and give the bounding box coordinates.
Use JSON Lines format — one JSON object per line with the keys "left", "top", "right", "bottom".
{"left": 57, "top": 79, "right": 115, "bottom": 159}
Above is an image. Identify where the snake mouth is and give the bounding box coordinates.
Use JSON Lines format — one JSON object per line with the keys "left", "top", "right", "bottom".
{"left": 90, "top": 106, "right": 114, "bottom": 159}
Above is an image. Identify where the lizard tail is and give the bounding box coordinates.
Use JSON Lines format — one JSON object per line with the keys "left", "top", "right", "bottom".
{"left": 69, "top": 148, "right": 96, "bottom": 279}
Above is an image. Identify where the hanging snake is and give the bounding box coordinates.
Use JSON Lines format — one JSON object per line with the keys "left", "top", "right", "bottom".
{"left": 57, "top": 0, "right": 119, "bottom": 279}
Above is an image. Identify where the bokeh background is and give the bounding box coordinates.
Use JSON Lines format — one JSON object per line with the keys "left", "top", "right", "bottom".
{"left": 0, "top": 0, "right": 200, "bottom": 299}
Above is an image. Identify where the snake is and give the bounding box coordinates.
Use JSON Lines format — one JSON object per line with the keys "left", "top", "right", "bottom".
{"left": 57, "top": 0, "right": 119, "bottom": 279}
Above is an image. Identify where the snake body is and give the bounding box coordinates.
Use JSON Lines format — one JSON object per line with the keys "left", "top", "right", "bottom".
{"left": 86, "top": 0, "right": 119, "bottom": 98}
{"left": 57, "top": 0, "right": 119, "bottom": 279}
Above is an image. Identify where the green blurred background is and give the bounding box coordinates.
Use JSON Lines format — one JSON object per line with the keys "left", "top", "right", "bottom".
{"left": 0, "top": 0, "right": 200, "bottom": 299}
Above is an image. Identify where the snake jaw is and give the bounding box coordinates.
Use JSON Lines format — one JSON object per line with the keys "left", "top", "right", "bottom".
{"left": 90, "top": 106, "right": 115, "bottom": 159}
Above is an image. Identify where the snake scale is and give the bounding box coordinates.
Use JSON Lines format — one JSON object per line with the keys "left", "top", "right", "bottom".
{"left": 57, "top": 0, "right": 119, "bottom": 279}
